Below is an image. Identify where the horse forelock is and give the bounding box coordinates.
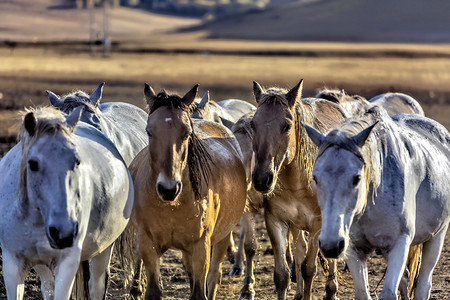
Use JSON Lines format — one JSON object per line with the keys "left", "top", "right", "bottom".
{"left": 18, "top": 107, "right": 74, "bottom": 215}
{"left": 258, "top": 87, "right": 290, "bottom": 107}
{"left": 61, "top": 91, "right": 97, "bottom": 113}
{"left": 149, "top": 91, "right": 191, "bottom": 115}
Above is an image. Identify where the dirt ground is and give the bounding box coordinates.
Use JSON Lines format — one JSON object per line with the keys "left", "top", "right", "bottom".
{"left": 0, "top": 44, "right": 449, "bottom": 299}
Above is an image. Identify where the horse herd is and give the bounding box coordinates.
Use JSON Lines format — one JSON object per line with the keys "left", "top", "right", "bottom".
{"left": 0, "top": 79, "right": 448, "bottom": 300}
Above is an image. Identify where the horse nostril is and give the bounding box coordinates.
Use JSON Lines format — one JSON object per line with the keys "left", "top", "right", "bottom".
{"left": 49, "top": 226, "right": 60, "bottom": 243}
{"left": 266, "top": 173, "right": 274, "bottom": 188}
{"left": 157, "top": 183, "right": 165, "bottom": 197}
{"left": 73, "top": 222, "right": 79, "bottom": 238}
{"left": 338, "top": 239, "right": 345, "bottom": 254}
{"left": 157, "top": 182, "right": 181, "bottom": 201}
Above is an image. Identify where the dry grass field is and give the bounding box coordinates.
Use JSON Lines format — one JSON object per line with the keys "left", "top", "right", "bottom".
{"left": 0, "top": 43, "right": 449, "bottom": 299}
{"left": 1, "top": 0, "right": 449, "bottom": 298}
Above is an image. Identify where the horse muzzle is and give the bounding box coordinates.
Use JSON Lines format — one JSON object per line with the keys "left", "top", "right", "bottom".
{"left": 318, "top": 237, "right": 346, "bottom": 259}
{"left": 252, "top": 170, "right": 275, "bottom": 194}
{"left": 156, "top": 181, "right": 182, "bottom": 202}
{"left": 46, "top": 221, "right": 79, "bottom": 249}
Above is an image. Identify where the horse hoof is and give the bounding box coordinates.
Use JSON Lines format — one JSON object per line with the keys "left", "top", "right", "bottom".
{"left": 129, "top": 285, "right": 143, "bottom": 299}
{"left": 238, "top": 291, "right": 255, "bottom": 300}
{"left": 229, "top": 265, "right": 244, "bottom": 276}
{"left": 290, "top": 271, "right": 297, "bottom": 283}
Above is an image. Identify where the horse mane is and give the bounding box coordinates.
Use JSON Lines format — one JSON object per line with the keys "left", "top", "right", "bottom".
{"left": 317, "top": 106, "right": 383, "bottom": 207}
{"left": 315, "top": 88, "right": 368, "bottom": 104}
{"left": 150, "top": 91, "right": 212, "bottom": 200}
{"left": 18, "top": 106, "right": 73, "bottom": 215}
{"left": 295, "top": 101, "right": 328, "bottom": 186}
{"left": 60, "top": 91, "right": 97, "bottom": 113}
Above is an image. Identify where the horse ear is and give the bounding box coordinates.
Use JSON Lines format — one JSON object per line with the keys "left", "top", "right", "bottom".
{"left": 24, "top": 112, "right": 37, "bottom": 136}
{"left": 65, "top": 106, "right": 83, "bottom": 132}
{"left": 89, "top": 83, "right": 104, "bottom": 107}
{"left": 253, "top": 81, "right": 264, "bottom": 104}
{"left": 198, "top": 91, "right": 210, "bottom": 109}
{"left": 182, "top": 84, "right": 199, "bottom": 107}
{"left": 286, "top": 79, "right": 303, "bottom": 108}
{"left": 302, "top": 122, "right": 324, "bottom": 147}
{"left": 144, "top": 83, "right": 157, "bottom": 109}
{"left": 352, "top": 121, "right": 378, "bottom": 148}
{"left": 46, "top": 91, "right": 64, "bottom": 108}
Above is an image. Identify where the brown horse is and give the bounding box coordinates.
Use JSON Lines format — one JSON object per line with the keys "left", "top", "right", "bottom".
{"left": 129, "top": 84, "right": 248, "bottom": 300}
{"left": 250, "top": 79, "right": 347, "bottom": 300}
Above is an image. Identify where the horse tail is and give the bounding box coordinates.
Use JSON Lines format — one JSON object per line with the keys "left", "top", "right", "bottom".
{"left": 407, "top": 244, "right": 422, "bottom": 299}
{"left": 71, "top": 260, "right": 91, "bottom": 299}
{"left": 114, "top": 219, "right": 139, "bottom": 287}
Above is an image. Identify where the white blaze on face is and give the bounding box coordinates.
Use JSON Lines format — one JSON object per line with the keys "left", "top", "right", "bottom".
{"left": 165, "top": 118, "right": 172, "bottom": 123}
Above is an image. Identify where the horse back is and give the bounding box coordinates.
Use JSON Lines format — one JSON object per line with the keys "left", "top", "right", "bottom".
{"left": 303, "top": 98, "right": 347, "bottom": 130}
{"left": 370, "top": 93, "right": 425, "bottom": 116}
{"left": 194, "top": 120, "right": 248, "bottom": 242}
{"left": 386, "top": 114, "right": 450, "bottom": 243}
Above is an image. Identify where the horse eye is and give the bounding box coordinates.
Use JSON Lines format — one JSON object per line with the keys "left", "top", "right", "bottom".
{"left": 281, "top": 123, "right": 291, "bottom": 133}
{"left": 28, "top": 160, "right": 39, "bottom": 172}
{"left": 250, "top": 121, "right": 256, "bottom": 131}
{"left": 353, "top": 175, "right": 361, "bottom": 186}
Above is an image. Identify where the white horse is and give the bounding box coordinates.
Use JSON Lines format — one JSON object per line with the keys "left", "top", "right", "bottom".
{"left": 192, "top": 91, "right": 256, "bottom": 129}
{"left": 369, "top": 92, "right": 424, "bottom": 116}
{"left": 0, "top": 107, "right": 134, "bottom": 299}
{"left": 46, "top": 82, "right": 148, "bottom": 165}
{"left": 304, "top": 106, "right": 450, "bottom": 299}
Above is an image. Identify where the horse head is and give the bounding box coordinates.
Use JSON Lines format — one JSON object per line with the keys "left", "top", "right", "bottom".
{"left": 250, "top": 80, "right": 303, "bottom": 194}
{"left": 21, "top": 107, "right": 84, "bottom": 249}
{"left": 304, "top": 120, "right": 377, "bottom": 258}
{"left": 144, "top": 83, "right": 198, "bottom": 203}
{"left": 46, "top": 83, "right": 104, "bottom": 129}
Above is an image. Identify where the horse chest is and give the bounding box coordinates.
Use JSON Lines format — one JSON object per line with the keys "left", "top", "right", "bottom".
{"left": 143, "top": 203, "right": 212, "bottom": 247}
{"left": 266, "top": 189, "right": 320, "bottom": 230}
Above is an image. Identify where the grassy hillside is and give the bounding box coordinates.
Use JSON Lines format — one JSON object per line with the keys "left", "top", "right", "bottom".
{"left": 192, "top": 0, "right": 450, "bottom": 43}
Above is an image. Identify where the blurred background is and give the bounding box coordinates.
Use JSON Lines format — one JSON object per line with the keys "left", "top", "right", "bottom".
{"left": 1, "top": 0, "right": 450, "bottom": 298}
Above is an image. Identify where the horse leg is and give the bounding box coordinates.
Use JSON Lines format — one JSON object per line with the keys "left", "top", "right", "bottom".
{"left": 290, "top": 228, "right": 307, "bottom": 300}
{"left": 207, "top": 233, "right": 231, "bottom": 300}
{"left": 190, "top": 236, "right": 211, "bottom": 300}
{"left": 323, "top": 257, "right": 338, "bottom": 300}
{"left": 230, "top": 213, "right": 247, "bottom": 276}
{"left": 34, "top": 265, "right": 55, "bottom": 300}
{"left": 237, "top": 211, "right": 257, "bottom": 300}
{"left": 414, "top": 225, "right": 448, "bottom": 299}
{"left": 346, "top": 248, "right": 371, "bottom": 300}
{"left": 53, "top": 251, "right": 82, "bottom": 299}
{"left": 398, "top": 267, "right": 409, "bottom": 300}
{"left": 265, "top": 210, "right": 290, "bottom": 300}
{"left": 286, "top": 230, "right": 295, "bottom": 283}
{"left": 379, "top": 234, "right": 411, "bottom": 300}
{"left": 139, "top": 234, "right": 163, "bottom": 300}
{"left": 88, "top": 243, "right": 114, "bottom": 300}
{"left": 182, "top": 251, "right": 194, "bottom": 290}
{"left": 130, "top": 258, "right": 144, "bottom": 300}
{"left": 227, "top": 232, "right": 237, "bottom": 265}
{"left": 2, "top": 250, "right": 27, "bottom": 299}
